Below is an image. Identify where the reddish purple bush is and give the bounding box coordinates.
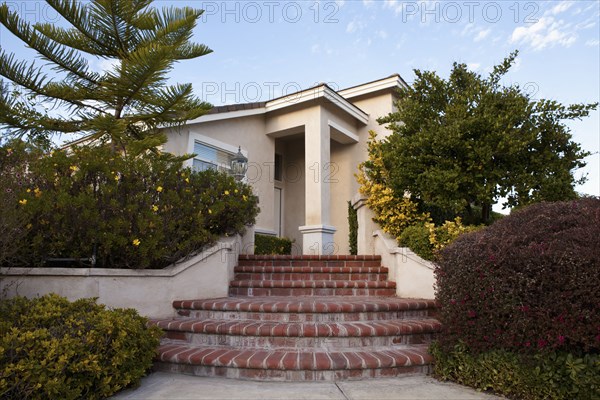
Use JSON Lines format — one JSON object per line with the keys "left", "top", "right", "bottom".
{"left": 435, "top": 198, "right": 600, "bottom": 355}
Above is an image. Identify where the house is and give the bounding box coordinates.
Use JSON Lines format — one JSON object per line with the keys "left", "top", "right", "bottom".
{"left": 162, "top": 75, "right": 407, "bottom": 255}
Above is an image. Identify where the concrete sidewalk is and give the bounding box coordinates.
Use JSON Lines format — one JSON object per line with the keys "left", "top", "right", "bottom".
{"left": 112, "top": 372, "right": 505, "bottom": 400}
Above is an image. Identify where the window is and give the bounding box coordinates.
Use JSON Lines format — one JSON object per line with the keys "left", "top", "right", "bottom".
{"left": 274, "top": 153, "right": 283, "bottom": 182}
{"left": 193, "top": 141, "right": 235, "bottom": 173}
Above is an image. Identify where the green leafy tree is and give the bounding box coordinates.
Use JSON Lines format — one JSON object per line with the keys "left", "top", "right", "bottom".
{"left": 0, "top": 0, "right": 212, "bottom": 150}
{"left": 375, "top": 51, "right": 597, "bottom": 223}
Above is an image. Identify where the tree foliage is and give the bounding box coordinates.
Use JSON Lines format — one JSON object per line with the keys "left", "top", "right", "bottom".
{"left": 0, "top": 0, "right": 212, "bottom": 149}
{"left": 374, "top": 51, "right": 597, "bottom": 223}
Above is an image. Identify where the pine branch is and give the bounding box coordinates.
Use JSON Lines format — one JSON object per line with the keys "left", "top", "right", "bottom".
{"left": 46, "top": 0, "right": 115, "bottom": 55}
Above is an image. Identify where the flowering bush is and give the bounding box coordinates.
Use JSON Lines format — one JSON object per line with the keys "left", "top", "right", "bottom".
{"left": 0, "top": 142, "right": 33, "bottom": 266}
{"left": 1, "top": 141, "right": 259, "bottom": 269}
{"left": 356, "top": 131, "right": 431, "bottom": 238}
{"left": 432, "top": 198, "right": 600, "bottom": 399}
{"left": 399, "top": 218, "right": 481, "bottom": 261}
{"left": 435, "top": 198, "right": 600, "bottom": 354}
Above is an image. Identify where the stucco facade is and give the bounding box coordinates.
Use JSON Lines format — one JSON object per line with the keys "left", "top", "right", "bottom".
{"left": 164, "top": 75, "right": 405, "bottom": 255}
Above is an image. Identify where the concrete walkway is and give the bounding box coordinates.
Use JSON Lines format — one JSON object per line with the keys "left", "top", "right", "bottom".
{"left": 112, "top": 372, "right": 505, "bottom": 400}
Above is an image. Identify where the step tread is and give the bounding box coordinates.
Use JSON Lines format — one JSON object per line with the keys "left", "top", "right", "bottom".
{"left": 234, "top": 266, "right": 389, "bottom": 273}
{"left": 229, "top": 280, "right": 396, "bottom": 288}
{"left": 150, "top": 318, "right": 441, "bottom": 337}
{"left": 157, "top": 342, "right": 432, "bottom": 370}
{"left": 173, "top": 296, "right": 436, "bottom": 313}
{"left": 239, "top": 255, "right": 382, "bottom": 261}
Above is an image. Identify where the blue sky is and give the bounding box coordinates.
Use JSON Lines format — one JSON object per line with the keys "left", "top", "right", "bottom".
{"left": 1, "top": 0, "right": 599, "bottom": 196}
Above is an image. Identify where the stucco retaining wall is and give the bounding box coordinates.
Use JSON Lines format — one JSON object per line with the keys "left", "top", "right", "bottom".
{"left": 372, "top": 230, "right": 436, "bottom": 299}
{"left": 0, "top": 234, "right": 250, "bottom": 318}
{"left": 352, "top": 194, "right": 435, "bottom": 299}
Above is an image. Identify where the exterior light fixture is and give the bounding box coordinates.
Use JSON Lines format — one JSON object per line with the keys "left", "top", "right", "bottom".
{"left": 231, "top": 146, "right": 248, "bottom": 181}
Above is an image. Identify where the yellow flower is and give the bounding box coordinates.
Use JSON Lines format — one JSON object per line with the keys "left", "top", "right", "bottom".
{"left": 224, "top": 190, "right": 230, "bottom": 196}
{"left": 26, "top": 188, "right": 31, "bottom": 193}
{"left": 132, "top": 239, "right": 141, "bottom": 246}
{"left": 152, "top": 205, "right": 159, "bottom": 212}
{"left": 114, "top": 175, "right": 119, "bottom": 181}
{"left": 26, "top": 223, "right": 32, "bottom": 229}
{"left": 185, "top": 177, "right": 190, "bottom": 183}
{"left": 234, "top": 189, "right": 238, "bottom": 194}
{"left": 19, "top": 199, "right": 27, "bottom": 205}
{"left": 34, "top": 188, "right": 42, "bottom": 198}
{"left": 208, "top": 209, "right": 212, "bottom": 214}
{"left": 243, "top": 195, "right": 248, "bottom": 202}
{"left": 69, "top": 165, "right": 79, "bottom": 172}
{"left": 156, "top": 186, "right": 163, "bottom": 193}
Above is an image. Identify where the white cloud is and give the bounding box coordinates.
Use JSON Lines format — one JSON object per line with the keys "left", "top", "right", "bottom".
{"left": 461, "top": 23, "right": 493, "bottom": 43}
{"left": 585, "top": 39, "right": 600, "bottom": 47}
{"left": 311, "top": 44, "right": 320, "bottom": 54}
{"left": 97, "top": 58, "right": 119, "bottom": 72}
{"left": 346, "top": 19, "right": 365, "bottom": 33}
{"left": 550, "top": 1, "right": 573, "bottom": 15}
{"left": 473, "top": 28, "right": 491, "bottom": 42}
{"left": 377, "top": 30, "right": 388, "bottom": 39}
{"left": 362, "top": 0, "right": 374, "bottom": 7}
{"left": 467, "top": 63, "right": 481, "bottom": 71}
{"left": 510, "top": 16, "right": 577, "bottom": 51}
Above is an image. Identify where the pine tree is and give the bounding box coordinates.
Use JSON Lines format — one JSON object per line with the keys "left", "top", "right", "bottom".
{"left": 0, "top": 0, "right": 212, "bottom": 150}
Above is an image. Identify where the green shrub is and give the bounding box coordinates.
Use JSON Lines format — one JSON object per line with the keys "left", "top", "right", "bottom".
{"left": 255, "top": 234, "right": 292, "bottom": 255}
{"left": 0, "top": 294, "right": 162, "bottom": 400}
{"left": 399, "top": 219, "right": 480, "bottom": 261}
{"left": 398, "top": 224, "right": 433, "bottom": 260}
{"left": 0, "top": 141, "right": 259, "bottom": 269}
{"left": 348, "top": 201, "right": 358, "bottom": 255}
{"left": 0, "top": 143, "right": 31, "bottom": 266}
{"left": 431, "top": 342, "right": 600, "bottom": 400}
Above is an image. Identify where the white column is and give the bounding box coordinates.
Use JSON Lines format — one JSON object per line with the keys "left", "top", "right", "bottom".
{"left": 299, "top": 108, "right": 336, "bottom": 254}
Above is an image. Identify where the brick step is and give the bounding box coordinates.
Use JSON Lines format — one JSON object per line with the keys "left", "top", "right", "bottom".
{"left": 229, "top": 287, "right": 397, "bottom": 297}
{"left": 174, "top": 297, "right": 437, "bottom": 322}
{"left": 237, "top": 255, "right": 382, "bottom": 269}
{"left": 239, "top": 255, "right": 382, "bottom": 261}
{"left": 151, "top": 318, "right": 440, "bottom": 348}
{"left": 229, "top": 280, "right": 396, "bottom": 297}
{"left": 154, "top": 342, "right": 432, "bottom": 381}
{"left": 234, "top": 266, "right": 389, "bottom": 274}
{"left": 234, "top": 272, "right": 387, "bottom": 281}
{"left": 230, "top": 280, "right": 396, "bottom": 289}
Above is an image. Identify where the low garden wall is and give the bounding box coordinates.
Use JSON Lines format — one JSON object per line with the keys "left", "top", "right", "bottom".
{"left": 372, "top": 230, "right": 435, "bottom": 299}
{"left": 1, "top": 234, "right": 251, "bottom": 318}
{"left": 353, "top": 195, "right": 435, "bottom": 299}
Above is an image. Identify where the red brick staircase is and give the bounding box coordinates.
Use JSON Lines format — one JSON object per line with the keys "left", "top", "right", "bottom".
{"left": 151, "top": 255, "right": 440, "bottom": 380}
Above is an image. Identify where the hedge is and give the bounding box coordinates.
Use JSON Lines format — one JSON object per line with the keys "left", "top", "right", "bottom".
{"left": 255, "top": 234, "right": 292, "bottom": 255}
{"left": 433, "top": 198, "right": 600, "bottom": 399}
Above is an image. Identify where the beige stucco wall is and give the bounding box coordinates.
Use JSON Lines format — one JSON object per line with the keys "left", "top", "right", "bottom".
{"left": 162, "top": 90, "right": 397, "bottom": 255}
{"left": 164, "top": 115, "right": 276, "bottom": 234}
{"left": 0, "top": 236, "right": 243, "bottom": 318}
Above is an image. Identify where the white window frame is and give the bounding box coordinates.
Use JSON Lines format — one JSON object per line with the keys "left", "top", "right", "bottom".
{"left": 185, "top": 132, "right": 248, "bottom": 171}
